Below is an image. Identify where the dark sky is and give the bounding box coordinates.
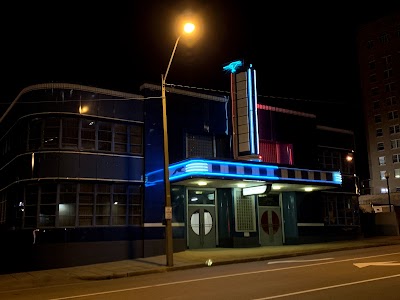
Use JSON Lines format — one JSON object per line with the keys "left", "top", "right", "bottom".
{"left": 1, "top": 2, "right": 400, "bottom": 119}
{"left": 0, "top": 0, "right": 399, "bottom": 103}
{"left": 2, "top": 1, "right": 400, "bottom": 181}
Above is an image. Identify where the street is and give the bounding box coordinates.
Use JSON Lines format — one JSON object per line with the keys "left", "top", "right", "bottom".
{"left": 2, "top": 245, "right": 400, "bottom": 299}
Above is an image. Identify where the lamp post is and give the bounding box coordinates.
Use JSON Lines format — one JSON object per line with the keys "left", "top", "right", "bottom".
{"left": 385, "top": 171, "right": 392, "bottom": 212}
{"left": 162, "top": 22, "right": 195, "bottom": 267}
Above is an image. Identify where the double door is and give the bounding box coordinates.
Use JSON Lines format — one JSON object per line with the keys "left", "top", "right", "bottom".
{"left": 187, "top": 189, "right": 216, "bottom": 249}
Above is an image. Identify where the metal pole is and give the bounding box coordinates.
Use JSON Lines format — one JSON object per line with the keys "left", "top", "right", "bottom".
{"left": 386, "top": 176, "right": 392, "bottom": 212}
{"left": 161, "top": 74, "right": 173, "bottom": 267}
{"left": 161, "top": 35, "right": 181, "bottom": 267}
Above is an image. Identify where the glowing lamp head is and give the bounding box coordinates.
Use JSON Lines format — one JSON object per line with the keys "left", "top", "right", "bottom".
{"left": 183, "top": 22, "right": 195, "bottom": 34}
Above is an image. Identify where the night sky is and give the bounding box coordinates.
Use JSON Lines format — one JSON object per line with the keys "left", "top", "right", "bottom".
{"left": 1, "top": 1, "right": 400, "bottom": 178}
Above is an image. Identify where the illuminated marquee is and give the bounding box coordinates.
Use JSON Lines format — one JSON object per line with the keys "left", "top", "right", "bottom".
{"left": 145, "top": 159, "right": 342, "bottom": 187}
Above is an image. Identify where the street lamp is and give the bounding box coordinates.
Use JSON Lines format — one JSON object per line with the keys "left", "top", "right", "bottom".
{"left": 162, "top": 22, "right": 195, "bottom": 267}
{"left": 385, "top": 171, "right": 392, "bottom": 212}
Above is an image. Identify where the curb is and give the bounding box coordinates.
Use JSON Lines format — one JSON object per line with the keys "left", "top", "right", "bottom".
{"left": 75, "top": 240, "right": 400, "bottom": 281}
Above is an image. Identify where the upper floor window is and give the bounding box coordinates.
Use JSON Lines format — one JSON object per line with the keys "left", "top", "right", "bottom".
{"left": 389, "top": 124, "right": 400, "bottom": 135}
{"left": 379, "top": 33, "right": 390, "bottom": 43}
{"left": 383, "top": 55, "right": 392, "bottom": 65}
{"left": 379, "top": 156, "right": 386, "bottom": 166}
{"left": 380, "top": 170, "right": 387, "bottom": 180}
{"left": 386, "top": 96, "right": 397, "bottom": 106}
{"left": 43, "top": 118, "right": 60, "bottom": 148}
{"left": 371, "top": 87, "right": 379, "bottom": 96}
{"left": 369, "top": 74, "right": 377, "bottom": 83}
{"left": 367, "top": 40, "right": 375, "bottom": 49}
{"left": 369, "top": 60, "right": 376, "bottom": 70}
{"left": 373, "top": 100, "right": 380, "bottom": 109}
{"left": 388, "top": 110, "right": 399, "bottom": 120}
{"left": 395, "top": 169, "right": 400, "bottom": 178}
{"left": 375, "top": 114, "right": 382, "bottom": 123}
{"left": 393, "top": 153, "right": 400, "bottom": 163}
{"left": 384, "top": 68, "right": 393, "bottom": 79}
{"left": 376, "top": 128, "right": 383, "bottom": 137}
{"left": 378, "top": 142, "right": 385, "bottom": 151}
{"left": 391, "top": 139, "right": 400, "bottom": 149}
{"left": 385, "top": 82, "right": 396, "bottom": 93}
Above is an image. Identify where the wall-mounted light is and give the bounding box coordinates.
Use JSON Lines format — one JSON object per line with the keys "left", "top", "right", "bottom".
{"left": 197, "top": 181, "right": 207, "bottom": 186}
{"left": 304, "top": 187, "right": 313, "bottom": 192}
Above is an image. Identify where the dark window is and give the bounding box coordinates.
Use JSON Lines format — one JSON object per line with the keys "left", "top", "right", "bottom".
{"left": 96, "top": 184, "right": 111, "bottom": 225}
{"left": 62, "top": 118, "right": 78, "bottom": 149}
{"left": 81, "top": 119, "right": 96, "bottom": 150}
{"left": 128, "top": 185, "right": 142, "bottom": 225}
{"left": 130, "top": 125, "right": 143, "bottom": 155}
{"left": 114, "top": 124, "right": 128, "bottom": 153}
{"left": 28, "top": 118, "right": 43, "bottom": 150}
{"left": 43, "top": 118, "right": 59, "bottom": 148}
{"left": 39, "top": 184, "right": 57, "bottom": 227}
{"left": 98, "top": 122, "right": 112, "bottom": 151}
{"left": 79, "top": 183, "right": 94, "bottom": 226}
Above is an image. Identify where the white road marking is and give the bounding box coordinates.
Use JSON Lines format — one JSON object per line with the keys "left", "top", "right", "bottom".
{"left": 49, "top": 251, "right": 400, "bottom": 300}
{"left": 268, "top": 258, "right": 333, "bottom": 264}
{"left": 354, "top": 261, "right": 400, "bottom": 268}
{"left": 252, "top": 273, "right": 400, "bottom": 299}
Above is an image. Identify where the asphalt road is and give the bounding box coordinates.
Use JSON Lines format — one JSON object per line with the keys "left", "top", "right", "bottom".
{"left": 3, "top": 245, "right": 400, "bottom": 299}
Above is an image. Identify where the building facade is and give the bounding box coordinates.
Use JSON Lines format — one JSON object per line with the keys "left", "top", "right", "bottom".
{"left": 0, "top": 73, "right": 359, "bottom": 272}
{"left": 357, "top": 12, "right": 400, "bottom": 200}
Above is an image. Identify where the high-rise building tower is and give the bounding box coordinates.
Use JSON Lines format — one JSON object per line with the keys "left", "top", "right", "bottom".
{"left": 357, "top": 12, "right": 400, "bottom": 199}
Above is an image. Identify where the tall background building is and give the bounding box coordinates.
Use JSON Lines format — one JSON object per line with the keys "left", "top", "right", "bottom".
{"left": 357, "top": 11, "right": 400, "bottom": 204}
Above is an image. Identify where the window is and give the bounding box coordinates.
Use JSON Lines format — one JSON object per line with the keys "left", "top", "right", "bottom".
{"left": 376, "top": 128, "right": 383, "bottom": 137}
{"left": 386, "top": 96, "right": 397, "bottom": 106}
{"left": 112, "top": 184, "right": 127, "bottom": 225}
{"left": 374, "top": 114, "right": 382, "bottom": 123}
{"left": 98, "top": 122, "right": 112, "bottom": 151}
{"left": 81, "top": 119, "right": 96, "bottom": 150}
{"left": 114, "top": 124, "right": 128, "bottom": 153}
{"left": 39, "top": 184, "right": 57, "bottom": 227}
{"left": 393, "top": 153, "right": 400, "bottom": 163}
{"left": 128, "top": 185, "right": 142, "bottom": 225}
{"left": 96, "top": 184, "right": 111, "bottom": 225}
{"left": 380, "top": 171, "right": 387, "bottom": 180}
{"left": 130, "top": 125, "right": 143, "bottom": 155}
{"left": 388, "top": 110, "right": 399, "bottom": 120}
{"left": 379, "top": 33, "right": 390, "bottom": 43}
{"left": 389, "top": 124, "right": 400, "bottom": 134}
{"left": 391, "top": 139, "right": 400, "bottom": 149}
{"left": 384, "top": 68, "right": 393, "bottom": 79}
{"left": 59, "top": 183, "right": 76, "bottom": 226}
{"left": 367, "top": 40, "right": 374, "bottom": 49}
{"left": 369, "top": 60, "right": 376, "bottom": 69}
{"left": 79, "top": 183, "right": 94, "bottom": 226}
{"left": 395, "top": 169, "right": 400, "bottom": 178}
{"left": 385, "top": 82, "right": 396, "bottom": 93}
{"left": 371, "top": 87, "right": 379, "bottom": 96}
{"left": 369, "top": 74, "right": 377, "bottom": 83}
{"left": 383, "top": 55, "right": 392, "bottom": 65}
{"left": 379, "top": 156, "right": 386, "bottom": 166}
{"left": 62, "top": 118, "right": 78, "bottom": 149}
{"left": 377, "top": 142, "right": 384, "bottom": 151}
{"left": 373, "top": 100, "right": 380, "bottom": 109}
{"left": 43, "top": 118, "right": 60, "bottom": 148}
{"left": 25, "top": 184, "right": 38, "bottom": 228}
{"left": 186, "top": 134, "right": 215, "bottom": 158}
{"left": 28, "top": 118, "right": 43, "bottom": 150}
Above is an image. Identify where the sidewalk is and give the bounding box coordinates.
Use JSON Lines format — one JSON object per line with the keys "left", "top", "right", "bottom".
{"left": 1, "top": 236, "right": 400, "bottom": 292}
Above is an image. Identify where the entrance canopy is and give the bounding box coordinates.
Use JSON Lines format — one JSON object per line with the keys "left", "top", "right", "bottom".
{"left": 146, "top": 158, "right": 342, "bottom": 192}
